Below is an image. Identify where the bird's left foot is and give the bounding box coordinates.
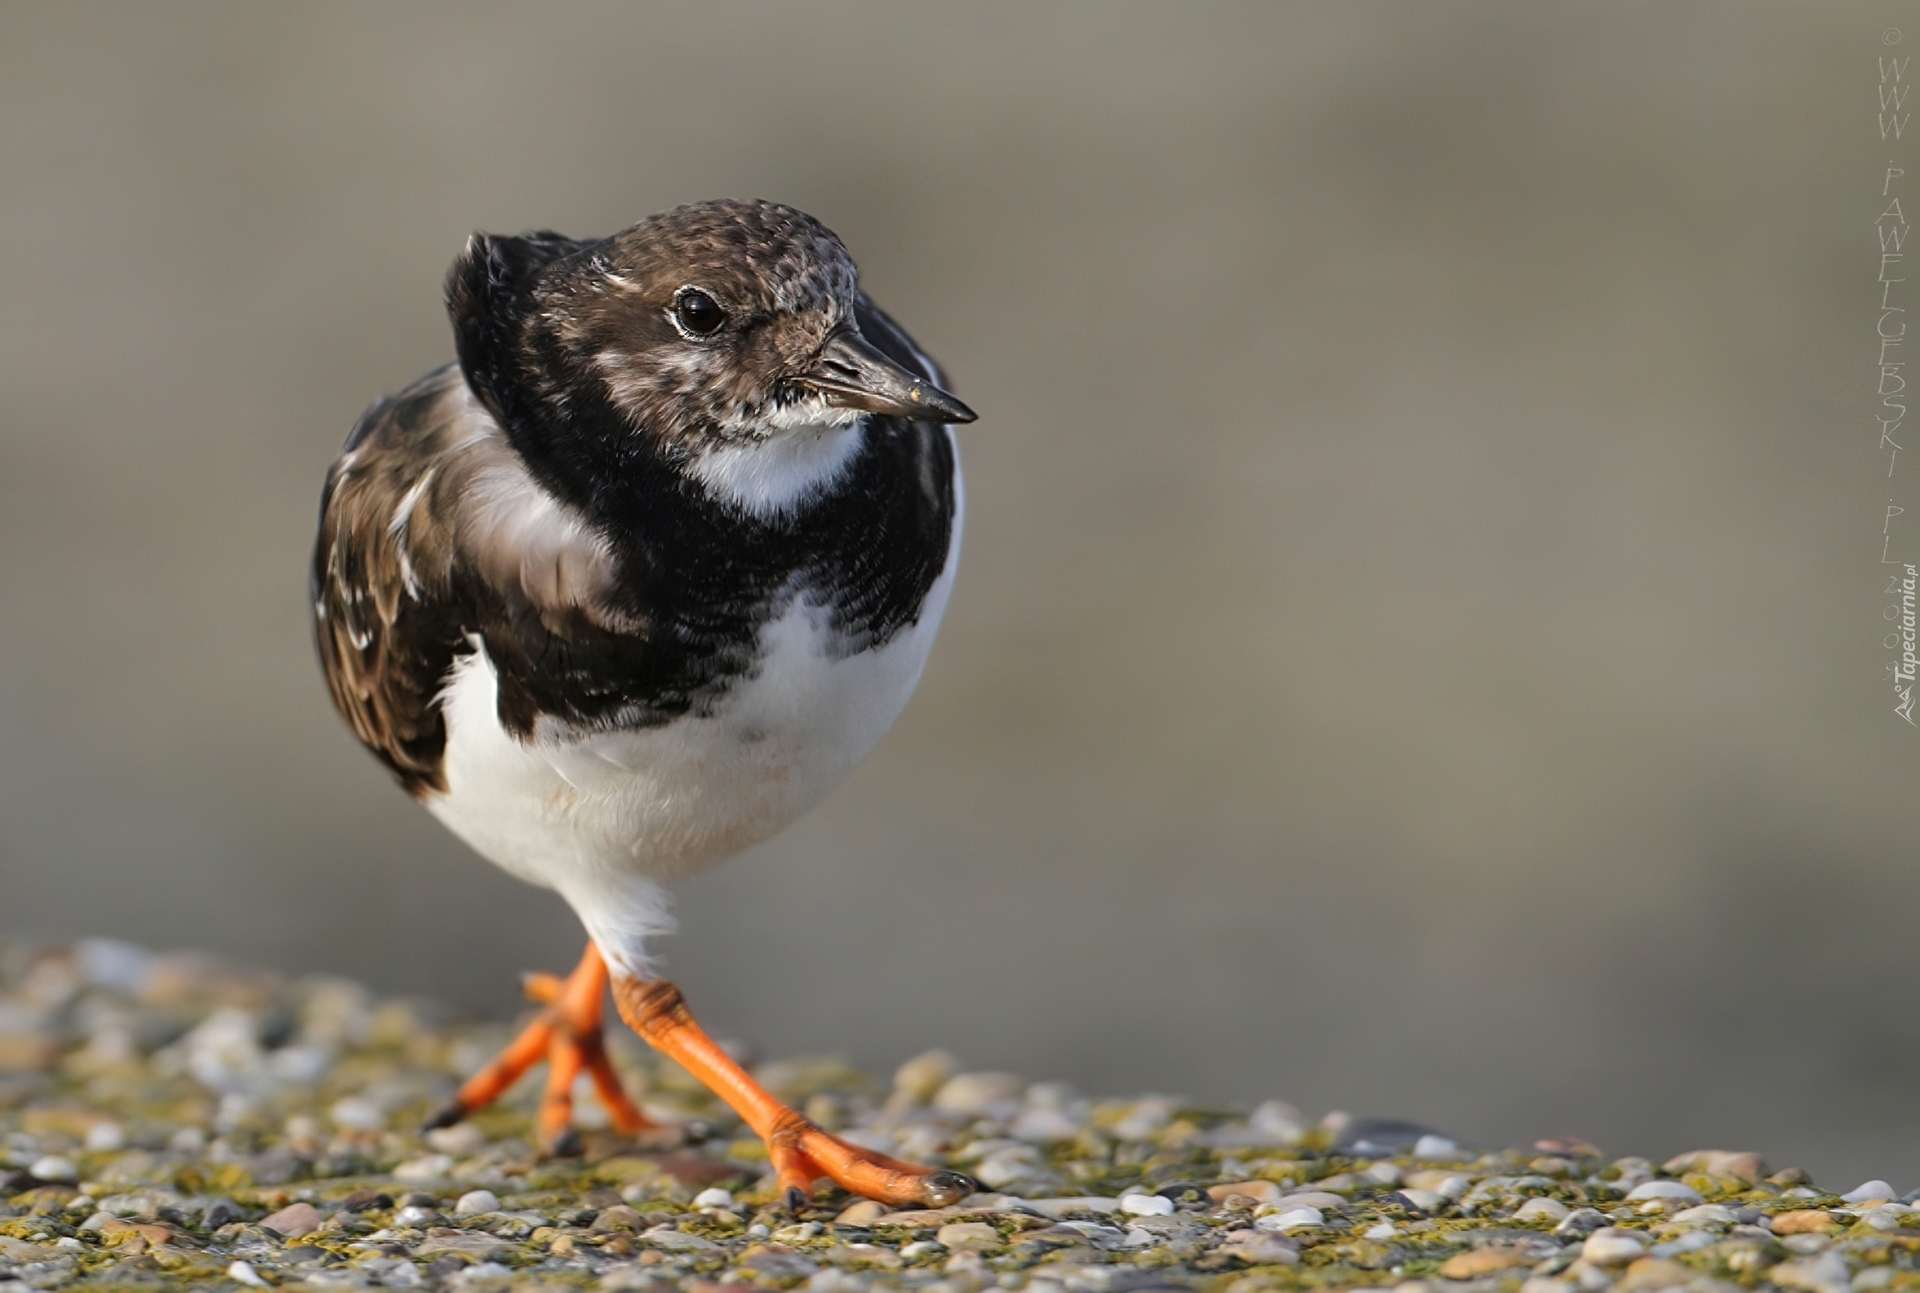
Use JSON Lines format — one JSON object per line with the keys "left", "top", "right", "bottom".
{"left": 611, "top": 976, "right": 975, "bottom": 1209}
{"left": 423, "top": 942, "right": 657, "bottom": 1155}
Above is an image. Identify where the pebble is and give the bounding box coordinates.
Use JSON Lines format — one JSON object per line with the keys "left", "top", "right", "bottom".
{"left": 452, "top": 1189, "right": 499, "bottom": 1216}
{"left": 891, "top": 1049, "right": 958, "bottom": 1103}
{"left": 1581, "top": 1227, "right": 1648, "bottom": 1266}
{"left": 1247, "top": 1098, "right": 1307, "bottom": 1142}
{"left": 1209, "top": 1180, "right": 1283, "bottom": 1207}
{"left": 1403, "top": 1169, "right": 1471, "bottom": 1198}
{"left": 934, "top": 1222, "right": 1000, "bottom": 1250}
{"left": 327, "top": 1095, "right": 384, "bottom": 1131}
{"left": 1118, "top": 1192, "right": 1173, "bottom": 1216}
{"left": 1221, "top": 1233, "right": 1299, "bottom": 1264}
{"left": 1258, "top": 1206, "right": 1324, "bottom": 1232}
{"left": 258, "top": 1201, "right": 322, "bottom": 1238}
{"left": 227, "top": 1260, "right": 267, "bottom": 1287}
{"left": 932, "top": 1071, "right": 1024, "bottom": 1118}
{"left": 1513, "top": 1197, "right": 1570, "bottom": 1223}
{"left": 1275, "top": 1190, "right": 1348, "bottom": 1210}
{"left": 1662, "top": 1148, "right": 1766, "bottom": 1184}
{"left": 1861, "top": 1203, "right": 1918, "bottom": 1230}
{"left": 691, "top": 1186, "right": 734, "bottom": 1209}
{"left": 1668, "top": 1202, "right": 1737, "bottom": 1227}
{"left": 28, "top": 1155, "right": 76, "bottom": 1183}
{"left": 1412, "top": 1134, "right": 1460, "bottom": 1159}
{"left": 1842, "top": 1179, "right": 1897, "bottom": 1204}
{"left": 82, "top": 1122, "right": 123, "bottom": 1153}
{"left": 391, "top": 1153, "right": 454, "bottom": 1182}
{"left": 1395, "top": 1188, "right": 1446, "bottom": 1212}
{"left": 1623, "top": 1179, "right": 1702, "bottom": 1204}
{"left": 1554, "top": 1207, "right": 1607, "bottom": 1239}
{"left": 833, "top": 1198, "right": 885, "bottom": 1225}
{"left": 1771, "top": 1209, "right": 1836, "bottom": 1234}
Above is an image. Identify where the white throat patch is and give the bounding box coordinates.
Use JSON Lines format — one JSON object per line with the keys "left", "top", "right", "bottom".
{"left": 687, "top": 418, "right": 866, "bottom": 518}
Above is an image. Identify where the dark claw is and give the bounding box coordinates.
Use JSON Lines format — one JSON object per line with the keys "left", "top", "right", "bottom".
{"left": 919, "top": 1170, "right": 977, "bottom": 1208}
{"left": 420, "top": 1101, "right": 467, "bottom": 1133}
{"left": 547, "top": 1127, "right": 584, "bottom": 1159}
{"left": 783, "top": 1185, "right": 810, "bottom": 1214}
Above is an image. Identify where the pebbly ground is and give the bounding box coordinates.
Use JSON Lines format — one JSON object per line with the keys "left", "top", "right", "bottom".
{"left": 0, "top": 939, "right": 1915, "bottom": 1293}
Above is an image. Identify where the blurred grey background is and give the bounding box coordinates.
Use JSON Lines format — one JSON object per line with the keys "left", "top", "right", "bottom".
{"left": 2, "top": 2, "right": 1916, "bottom": 1188}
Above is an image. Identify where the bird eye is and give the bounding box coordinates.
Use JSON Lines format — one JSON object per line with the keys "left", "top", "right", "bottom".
{"left": 673, "top": 289, "right": 726, "bottom": 337}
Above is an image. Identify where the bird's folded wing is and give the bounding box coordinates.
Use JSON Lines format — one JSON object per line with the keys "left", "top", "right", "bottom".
{"left": 311, "top": 363, "right": 633, "bottom": 794}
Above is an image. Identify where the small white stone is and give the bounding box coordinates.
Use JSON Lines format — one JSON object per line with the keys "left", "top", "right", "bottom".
{"left": 1670, "top": 1204, "right": 1737, "bottom": 1227}
{"left": 1396, "top": 1188, "right": 1445, "bottom": 1212}
{"left": 1119, "top": 1193, "right": 1174, "bottom": 1216}
{"left": 1842, "top": 1180, "right": 1898, "bottom": 1205}
{"left": 54, "top": 1237, "right": 81, "bottom": 1252}
{"left": 328, "top": 1096, "right": 385, "bottom": 1131}
{"left": 228, "top": 1261, "right": 267, "bottom": 1287}
{"left": 83, "top": 1123, "right": 124, "bottom": 1153}
{"left": 394, "top": 1205, "right": 437, "bottom": 1226}
{"left": 424, "top": 1123, "right": 487, "bottom": 1155}
{"left": 1120, "top": 1225, "right": 1158, "bottom": 1248}
{"left": 1412, "top": 1134, "right": 1459, "bottom": 1159}
{"left": 453, "top": 1189, "right": 499, "bottom": 1216}
{"left": 1582, "top": 1229, "right": 1648, "bottom": 1266}
{"left": 78, "top": 1212, "right": 113, "bottom": 1233}
{"left": 1273, "top": 1191, "right": 1347, "bottom": 1210}
{"left": 1258, "top": 1206, "right": 1325, "bottom": 1232}
{"left": 1010, "top": 1106, "right": 1085, "bottom": 1143}
{"left": 692, "top": 1187, "right": 735, "bottom": 1209}
{"left": 1249, "top": 1099, "right": 1307, "bottom": 1142}
{"left": 29, "top": 1156, "right": 76, "bottom": 1184}
{"left": 392, "top": 1153, "right": 454, "bottom": 1183}
{"left": 1514, "top": 1197, "right": 1570, "bottom": 1224}
{"left": 746, "top": 1223, "right": 770, "bottom": 1239}
{"left": 1364, "top": 1162, "right": 1402, "bottom": 1186}
{"left": 932, "top": 1071, "right": 1025, "bottom": 1119}
{"left": 1364, "top": 1221, "right": 1397, "bottom": 1240}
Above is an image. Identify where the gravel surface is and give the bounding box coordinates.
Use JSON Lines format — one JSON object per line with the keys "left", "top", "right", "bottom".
{"left": 1, "top": 938, "right": 1915, "bottom": 1293}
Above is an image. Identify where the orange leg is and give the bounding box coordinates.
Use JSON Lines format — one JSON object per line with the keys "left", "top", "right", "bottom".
{"left": 612, "top": 976, "right": 975, "bottom": 1210}
{"left": 425, "top": 942, "right": 654, "bottom": 1155}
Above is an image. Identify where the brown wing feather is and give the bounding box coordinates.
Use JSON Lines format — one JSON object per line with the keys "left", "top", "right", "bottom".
{"left": 311, "top": 363, "right": 629, "bottom": 796}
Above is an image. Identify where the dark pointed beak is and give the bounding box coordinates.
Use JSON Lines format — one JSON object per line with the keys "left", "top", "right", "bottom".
{"left": 796, "top": 328, "right": 977, "bottom": 424}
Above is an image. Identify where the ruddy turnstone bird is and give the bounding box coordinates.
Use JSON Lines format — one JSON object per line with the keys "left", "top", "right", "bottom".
{"left": 312, "top": 199, "right": 977, "bottom": 1207}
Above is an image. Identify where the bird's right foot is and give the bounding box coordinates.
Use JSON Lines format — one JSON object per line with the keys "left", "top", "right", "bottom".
{"left": 423, "top": 941, "right": 656, "bottom": 1155}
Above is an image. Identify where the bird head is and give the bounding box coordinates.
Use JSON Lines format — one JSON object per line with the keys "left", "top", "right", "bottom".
{"left": 446, "top": 199, "right": 974, "bottom": 472}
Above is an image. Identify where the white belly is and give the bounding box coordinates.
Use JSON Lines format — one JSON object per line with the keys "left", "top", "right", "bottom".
{"left": 423, "top": 453, "right": 960, "bottom": 973}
